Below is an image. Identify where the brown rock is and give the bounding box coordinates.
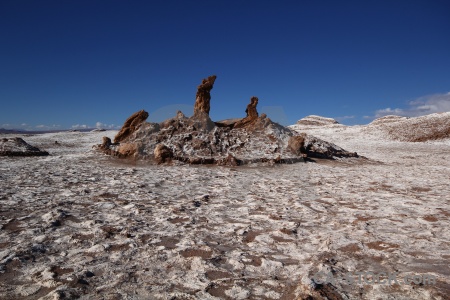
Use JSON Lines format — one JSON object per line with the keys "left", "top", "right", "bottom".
{"left": 234, "top": 96, "right": 260, "bottom": 129}
{"left": 245, "top": 96, "right": 259, "bottom": 118}
{"left": 101, "top": 137, "right": 112, "bottom": 150}
{"left": 154, "top": 144, "right": 173, "bottom": 164}
{"left": 288, "top": 135, "right": 306, "bottom": 156}
{"left": 192, "top": 138, "right": 208, "bottom": 150}
{"left": 194, "top": 75, "right": 217, "bottom": 116}
{"left": 188, "top": 157, "right": 215, "bottom": 164}
{"left": 224, "top": 153, "right": 242, "bottom": 166}
{"left": 114, "top": 110, "right": 149, "bottom": 143}
{"left": 117, "top": 143, "right": 137, "bottom": 157}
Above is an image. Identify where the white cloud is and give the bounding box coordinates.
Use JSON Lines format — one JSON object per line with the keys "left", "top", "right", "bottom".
{"left": 374, "top": 107, "right": 406, "bottom": 118}
{"left": 95, "top": 122, "right": 119, "bottom": 129}
{"left": 374, "top": 92, "right": 450, "bottom": 118}
{"left": 35, "top": 124, "right": 61, "bottom": 130}
{"left": 71, "top": 124, "right": 88, "bottom": 129}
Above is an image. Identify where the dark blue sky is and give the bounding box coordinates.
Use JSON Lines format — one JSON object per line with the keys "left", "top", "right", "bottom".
{"left": 1, "top": 0, "right": 449, "bottom": 129}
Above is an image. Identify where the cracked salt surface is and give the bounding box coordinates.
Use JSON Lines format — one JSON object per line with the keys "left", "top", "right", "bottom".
{"left": 0, "top": 128, "right": 449, "bottom": 299}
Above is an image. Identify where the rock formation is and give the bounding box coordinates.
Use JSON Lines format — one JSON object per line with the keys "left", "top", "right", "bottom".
{"left": 114, "top": 110, "right": 149, "bottom": 143}
{"left": 0, "top": 137, "right": 49, "bottom": 156}
{"left": 101, "top": 137, "right": 112, "bottom": 150}
{"left": 97, "top": 75, "right": 359, "bottom": 164}
{"left": 234, "top": 96, "right": 261, "bottom": 129}
{"left": 295, "top": 115, "right": 340, "bottom": 126}
{"left": 154, "top": 144, "right": 173, "bottom": 164}
{"left": 368, "top": 112, "right": 450, "bottom": 142}
{"left": 193, "top": 75, "right": 216, "bottom": 116}
{"left": 288, "top": 135, "right": 306, "bottom": 156}
{"left": 245, "top": 96, "right": 259, "bottom": 118}
{"left": 302, "top": 134, "right": 358, "bottom": 159}
{"left": 369, "top": 115, "right": 408, "bottom": 125}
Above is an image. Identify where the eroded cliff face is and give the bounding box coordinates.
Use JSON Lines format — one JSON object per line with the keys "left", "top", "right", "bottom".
{"left": 97, "top": 75, "right": 358, "bottom": 164}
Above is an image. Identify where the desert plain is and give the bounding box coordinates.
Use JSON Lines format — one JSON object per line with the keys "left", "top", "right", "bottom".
{"left": 1, "top": 114, "right": 449, "bottom": 299}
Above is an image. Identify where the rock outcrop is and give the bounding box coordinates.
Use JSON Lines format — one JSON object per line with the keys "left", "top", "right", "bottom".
{"left": 114, "top": 110, "right": 149, "bottom": 143}
{"left": 368, "top": 112, "right": 450, "bottom": 142}
{"left": 97, "top": 75, "right": 359, "bottom": 164}
{"left": 301, "top": 133, "right": 358, "bottom": 159}
{"left": 101, "top": 137, "right": 112, "bottom": 149}
{"left": 295, "top": 115, "right": 340, "bottom": 126}
{"left": 194, "top": 75, "right": 216, "bottom": 116}
{"left": 246, "top": 96, "right": 259, "bottom": 118}
{"left": 288, "top": 135, "right": 305, "bottom": 156}
{"left": 154, "top": 144, "right": 173, "bottom": 164}
{"left": 369, "top": 115, "right": 407, "bottom": 125}
{"left": 234, "top": 96, "right": 260, "bottom": 129}
{"left": 0, "top": 137, "right": 49, "bottom": 156}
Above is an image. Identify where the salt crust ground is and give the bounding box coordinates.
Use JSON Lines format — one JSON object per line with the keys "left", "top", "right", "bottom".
{"left": 0, "top": 128, "right": 449, "bottom": 299}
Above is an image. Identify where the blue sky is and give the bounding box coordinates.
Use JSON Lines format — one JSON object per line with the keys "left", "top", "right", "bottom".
{"left": 1, "top": 0, "right": 449, "bottom": 130}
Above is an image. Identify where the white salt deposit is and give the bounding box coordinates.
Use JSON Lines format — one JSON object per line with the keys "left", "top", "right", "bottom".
{"left": 0, "top": 124, "right": 449, "bottom": 299}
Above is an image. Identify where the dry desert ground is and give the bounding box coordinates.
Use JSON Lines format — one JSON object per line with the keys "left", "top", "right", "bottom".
{"left": 1, "top": 120, "right": 449, "bottom": 299}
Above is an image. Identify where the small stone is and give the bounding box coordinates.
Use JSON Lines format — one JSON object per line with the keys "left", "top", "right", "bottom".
{"left": 50, "top": 220, "right": 61, "bottom": 227}
{"left": 85, "top": 271, "right": 95, "bottom": 277}
{"left": 31, "top": 244, "right": 46, "bottom": 253}
{"left": 77, "top": 278, "right": 89, "bottom": 285}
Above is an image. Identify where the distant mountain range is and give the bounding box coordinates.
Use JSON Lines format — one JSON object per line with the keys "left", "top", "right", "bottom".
{"left": 0, "top": 128, "right": 104, "bottom": 134}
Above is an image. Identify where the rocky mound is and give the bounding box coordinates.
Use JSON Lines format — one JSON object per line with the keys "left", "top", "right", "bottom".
{"left": 301, "top": 133, "right": 358, "bottom": 159}
{"left": 369, "top": 112, "right": 450, "bottom": 142}
{"left": 369, "top": 115, "right": 408, "bottom": 125}
{"left": 97, "top": 76, "right": 358, "bottom": 164}
{"left": 295, "top": 115, "right": 340, "bottom": 126}
{"left": 0, "top": 137, "right": 49, "bottom": 156}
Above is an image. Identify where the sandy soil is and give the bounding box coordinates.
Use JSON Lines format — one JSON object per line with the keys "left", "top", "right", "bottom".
{"left": 0, "top": 129, "right": 449, "bottom": 299}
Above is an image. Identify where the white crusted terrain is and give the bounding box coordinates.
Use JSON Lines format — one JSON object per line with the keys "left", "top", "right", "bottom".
{"left": 294, "top": 115, "right": 341, "bottom": 127}
{"left": 366, "top": 112, "right": 450, "bottom": 142}
{"left": 1, "top": 125, "right": 449, "bottom": 299}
